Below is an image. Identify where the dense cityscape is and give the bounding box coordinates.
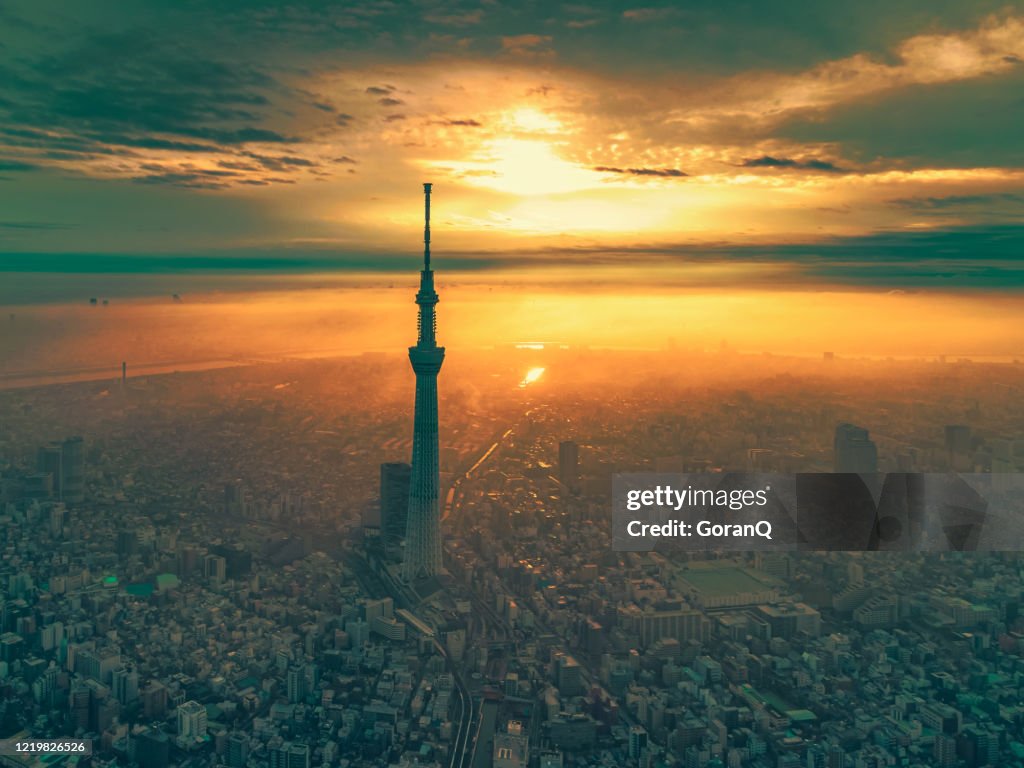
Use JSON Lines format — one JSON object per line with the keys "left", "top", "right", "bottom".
{"left": 1, "top": 344, "right": 1024, "bottom": 768}
{"left": 3, "top": 0, "right": 1024, "bottom": 766}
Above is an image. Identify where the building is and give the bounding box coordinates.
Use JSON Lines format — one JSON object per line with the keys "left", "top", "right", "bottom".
{"left": 204, "top": 554, "right": 227, "bottom": 583}
{"left": 61, "top": 436, "right": 85, "bottom": 503}
{"left": 269, "top": 742, "right": 311, "bottom": 768}
{"left": 945, "top": 424, "right": 972, "bottom": 470}
{"left": 629, "top": 725, "right": 648, "bottom": 759}
{"left": 227, "top": 733, "right": 249, "bottom": 768}
{"left": 494, "top": 721, "right": 529, "bottom": 768}
{"left": 559, "top": 440, "right": 580, "bottom": 493}
{"left": 618, "top": 603, "right": 711, "bottom": 647}
{"left": 286, "top": 666, "right": 306, "bottom": 703}
{"left": 142, "top": 680, "right": 168, "bottom": 718}
{"left": 37, "top": 443, "right": 64, "bottom": 500}
{"left": 380, "top": 462, "right": 411, "bottom": 548}
{"left": 834, "top": 423, "right": 877, "bottom": 473}
{"left": 176, "top": 700, "right": 207, "bottom": 745}
{"left": 135, "top": 727, "right": 170, "bottom": 768}
{"left": 553, "top": 653, "right": 584, "bottom": 697}
{"left": 403, "top": 183, "right": 446, "bottom": 581}
{"left": 755, "top": 603, "right": 822, "bottom": 638}
{"left": 853, "top": 594, "right": 899, "bottom": 628}
{"left": 112, "top": 666, "right": 139, "bottom": 705}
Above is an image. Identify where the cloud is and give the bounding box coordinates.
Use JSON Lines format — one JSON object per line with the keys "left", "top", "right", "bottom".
{"left": 241, "top": 152, "right": 319, "bottom": 171}
{"left": 501, "top": 34, "right": 553, "bottom": 56}
{"left": 594, "top": 166, "right": 687, "bottom": 177}
{"left": 378, "top": 97, "right": 404, "bottom": 106}
{"left": 365, "top": 85, "right": 393, "bottom": 95}
{"left": 740, "top": 155, "right": 846, "bottom": 172}
{"left": 384, "top": 114, "right": 406, "bottom": 122}
{"left": 889, "top": 192, "right": 1024, "bottom": 210}
{"left": 335, "top": 113, "right": 355, "bottom": 126}
{"left": 424, "top": 10, "right": 483, "bottom": 27}
{"left": 0, "top": 158, "right": 37, "bottom": 171}
{"left": 436, "top": 118, "right": 482, "bottom": 127}
{"left": 622, "top": 8, "right": 679, "bottom": 22}
{"left": 131, "top": 172, "right": 234, "bottom": 189}
{"left": 0, "top": 28, "right": 331, "bottom": 187}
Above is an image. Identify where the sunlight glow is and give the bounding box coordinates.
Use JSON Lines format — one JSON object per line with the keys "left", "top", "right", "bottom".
{"left": 519, "top": 366, "right": 546, "bottom": 388}
{"left": 436, "top": 139, "right": 599, "bottom": 196}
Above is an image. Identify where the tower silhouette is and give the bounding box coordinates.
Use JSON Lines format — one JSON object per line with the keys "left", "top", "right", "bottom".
{"left": 402, "top": 183, "right": 445, "bottom": 581}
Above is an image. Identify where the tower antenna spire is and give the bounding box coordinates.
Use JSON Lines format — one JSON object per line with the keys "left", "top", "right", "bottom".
{"left": 423, "top": 182, "right": 432, "bottom": 270}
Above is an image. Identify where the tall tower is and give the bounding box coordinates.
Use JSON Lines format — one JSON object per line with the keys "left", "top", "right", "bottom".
{"left": 403, "top": 183, "right": 445, "bottom": 581}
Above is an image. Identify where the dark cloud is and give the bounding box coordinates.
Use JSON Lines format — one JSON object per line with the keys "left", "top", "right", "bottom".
{"left": 335, "top": 113, "right": 355, "bottom": 126}
{"left": 889, "top": 192, "right": 1024, "bottom": 210}
{"left": 241, "top": 152, "right": 318, "bottom": 171}
{"left": 740, "top": 155, "right": 846, "bottom": 172}
{"left": 378, "top": 97, "right": 404, "bottom": 106}
{"left": 0, "top": 27, "right": 302, "bottom": 179}
{"left": 90, "top": 135, "right": 221, "bottom": 153}
{"left": 333, "top": 156, "right": 358, "bottom": 164}
{"left": 384, "top": 114, "right": 406, "bottom": 122}
{"left": 131, "top": 172, "right": 232, "bottom": 190}
{"left": 365, "top": 86, "right": 393, "bottom": 95}
{"left": 0, "top": 159, "right": 37, "bottom": 171}
{"left": 594, "top": 166, "right": 688, "bottom": 177}
{"left": 4, "top": 224, "right": 1021, "bottom": 290}
{"left": 780, "top": 70, "right": 1024, "bottom": 168}
{"left": 312, "top": 102, "right": 335, "bottom": 112}
{"left": 437, "top": 118, "right": 482, "bottom": 126}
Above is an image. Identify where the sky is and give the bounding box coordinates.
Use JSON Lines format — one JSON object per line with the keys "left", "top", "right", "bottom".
{"left": 0, "top": 1, "right": 1023, "bottom": 359}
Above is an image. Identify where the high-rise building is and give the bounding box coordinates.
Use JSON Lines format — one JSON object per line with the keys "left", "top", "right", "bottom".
{"left": 37, "top": 443, "right": 64, "bottom": 500}
{"left": 628, "top": 725, "right": 648, "bottom": 760}
{"left": 553, "top": 652, "right": 584, "bottom": 697}
{"left": 61, "top": 436, "right": 85, "bottom": 503}
{"left": 945, "top": 424, "right": 973, "bottom": 470}
{"left": 833, "top": 424, "right": 877, "bottom": 473}
{"left": 69, "top": 683, "right": 90, "bottom": 730}
{"left": 933, "top": 733, "right": 957, "bottom": 768}
{"left": 380, "top": 462, "right": 411, "bottom": 548}
{"left": 286, "top": 665, "right": 306, "bottom": 703}
{"left": 227, "top": 734, "right": 249, "bottom": 768}
{"left": 177, "top": 700, "right": 207, "bottom": 744}
{"left": 142, "top": 680, "right": 168, "bottom": 719}
{"left": 403, "top": 183, "right": 445, "bottom": 581}
{"left": 112, "top": 666, "right": 139, "bottom": 705}
{"left": 204, "top": 554, "right": 227, "bottom": 583}
{"left": 558, "top": 441, "right": 580, "bottom": 493}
